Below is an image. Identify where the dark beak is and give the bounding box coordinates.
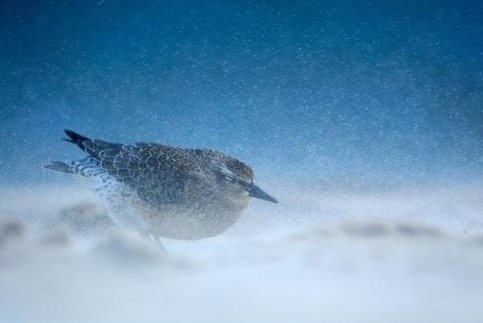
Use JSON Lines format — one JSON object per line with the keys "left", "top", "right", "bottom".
{"left": 246, "top": 183, "right": 278, "bottom": 203}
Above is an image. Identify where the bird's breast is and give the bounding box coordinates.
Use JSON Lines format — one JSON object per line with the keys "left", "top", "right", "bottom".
{"left": 141, "top": 197, "right": 249, "bottom": 240}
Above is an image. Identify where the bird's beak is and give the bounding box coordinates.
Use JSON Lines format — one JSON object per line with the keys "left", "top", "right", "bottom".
{"left": 246, "top": 183, "right": 278, "bottom": 203}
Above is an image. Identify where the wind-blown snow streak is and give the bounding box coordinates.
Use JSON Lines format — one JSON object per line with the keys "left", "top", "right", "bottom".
{"left": 1, "top": 184, "right": 483, "bottom": 323}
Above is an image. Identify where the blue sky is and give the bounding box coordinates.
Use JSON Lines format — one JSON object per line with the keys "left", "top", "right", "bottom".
{"left": 1, "top": 0, "right": 483, "bottom": 185}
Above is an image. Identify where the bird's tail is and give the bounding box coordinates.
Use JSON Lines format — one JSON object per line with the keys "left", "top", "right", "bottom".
{"left": 44, "top": 161, "right": 75, "bottom": 174}
{"left": 62, "top": 129, "right": 91, "bottom": 151}
{"left": 44, "top": 157, "right": 102, "bottom": 177}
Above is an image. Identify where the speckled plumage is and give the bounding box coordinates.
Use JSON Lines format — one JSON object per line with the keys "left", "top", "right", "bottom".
{"left": 45, "top": 130, "right": 277, "bottom": 240}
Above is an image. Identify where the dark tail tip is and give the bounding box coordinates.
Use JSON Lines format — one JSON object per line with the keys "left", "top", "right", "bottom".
{"left": 63, "top": 129, "right": 90, "bottom": 150}
{"left": 64, "top": 129, "right": 90, "bottom": 143}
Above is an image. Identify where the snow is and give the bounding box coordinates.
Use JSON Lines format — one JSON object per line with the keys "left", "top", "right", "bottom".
{"left": 1, "top": 184, "right": 482, "bottom": 323}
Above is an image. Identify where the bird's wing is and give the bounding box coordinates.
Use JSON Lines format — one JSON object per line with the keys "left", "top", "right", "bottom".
{"left": 95, "top": 143, "right": 205, "bottom": 205}
{"left": 62, "top": 129, "right": 124, "bottom": 157}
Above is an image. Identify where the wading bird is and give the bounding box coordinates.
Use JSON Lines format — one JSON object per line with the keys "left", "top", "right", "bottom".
{"left": 45, "top": 130, "right": 277, "bottom": 246}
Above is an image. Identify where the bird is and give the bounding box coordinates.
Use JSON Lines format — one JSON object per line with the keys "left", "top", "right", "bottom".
{"left": 45, "top": 130, "right": 277, "bottom": 241}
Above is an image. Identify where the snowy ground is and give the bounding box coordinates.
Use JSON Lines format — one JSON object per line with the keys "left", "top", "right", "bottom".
{"left": 1, "top": 183, "right": 483, "bottom": 323}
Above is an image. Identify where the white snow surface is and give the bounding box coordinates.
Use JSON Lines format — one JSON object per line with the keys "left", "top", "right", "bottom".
{"left": 0, "top": 183, "right": 482, "bottom": 323}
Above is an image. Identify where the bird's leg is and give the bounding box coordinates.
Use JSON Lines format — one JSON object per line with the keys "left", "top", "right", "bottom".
{"left": 138, "top": 231, "right": 169, "bottom": 256}
{"left": 152, "top": 234, "right": 169, "bottom": 255}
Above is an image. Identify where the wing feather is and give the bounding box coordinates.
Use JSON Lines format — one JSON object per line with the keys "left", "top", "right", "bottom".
{"left": 97, "top": 143, "right": 205, "bottom": 205}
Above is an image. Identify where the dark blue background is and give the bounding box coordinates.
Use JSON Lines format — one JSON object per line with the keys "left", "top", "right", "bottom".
{"left": 1, "top": 0, "right": 482, "bottom": 185}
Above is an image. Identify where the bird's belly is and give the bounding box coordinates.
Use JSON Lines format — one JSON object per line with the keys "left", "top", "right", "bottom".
{"left": 145, "top": 203, "right": 248, "bottom": 240}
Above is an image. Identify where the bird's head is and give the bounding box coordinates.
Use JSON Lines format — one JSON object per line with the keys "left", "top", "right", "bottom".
{"left": 211, "top": 154, "right": 278, "bottom": 204}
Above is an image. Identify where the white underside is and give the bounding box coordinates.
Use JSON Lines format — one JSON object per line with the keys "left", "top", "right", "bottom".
{"left": 80, "top": 173, "right": 249, "bottom": 239}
